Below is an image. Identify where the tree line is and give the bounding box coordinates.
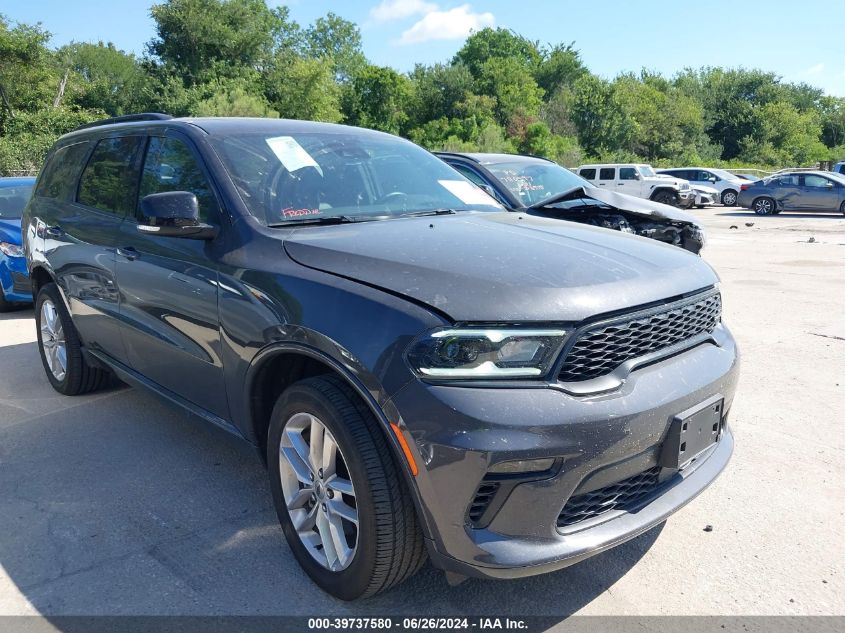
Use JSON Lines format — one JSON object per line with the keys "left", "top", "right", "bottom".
{"left": 2, "top": 0, "right": 844, "bottom": 175}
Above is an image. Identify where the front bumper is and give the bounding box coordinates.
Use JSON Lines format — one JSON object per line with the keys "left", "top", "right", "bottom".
{"left": 0, "top": 255, "right": 31, "bottom": 303}
{"left": 388, "top": 324, "right": 739, "bottom": 578}
{"left": 677, "top": 191, "right": 695, "bottom": 208}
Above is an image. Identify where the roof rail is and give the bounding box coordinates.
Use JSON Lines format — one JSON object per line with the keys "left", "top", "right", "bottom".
{"left": 74, "top": 113, "right": 173, "bottom": 131}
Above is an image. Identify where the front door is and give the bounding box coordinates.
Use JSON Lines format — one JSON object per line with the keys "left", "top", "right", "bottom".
{"left": 799, "top": 174, "right": 841, "bottom": 211}
{"left": 114, "top": 133, "right": 229, "bottom": 418}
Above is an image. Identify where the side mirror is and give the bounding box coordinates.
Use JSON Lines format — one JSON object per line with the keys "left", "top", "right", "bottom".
{"left": 826, "top": 181, "right": 835, "bottom": 188}
{"left": 709, "top": 176, "right": 717, "bottom": 183}
{"left": 138, "top": 191, "right": 217, "bottom": 240}
{"left": 633, "top": 172, "right": 641, "bottom": 180}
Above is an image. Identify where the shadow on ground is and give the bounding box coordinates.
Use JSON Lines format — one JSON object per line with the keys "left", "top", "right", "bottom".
{"left": 0, "top": 319, "right": 662, "bottom": 618}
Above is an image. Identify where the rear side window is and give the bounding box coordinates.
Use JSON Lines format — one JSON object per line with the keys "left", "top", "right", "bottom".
{"left": 619, "top": 167, "right": 637, "bottom": 180}
{"left": 139, "top": 136, "right": 218, "bottom": 223}
{"left": 579, "top": 168, "right": 596, "bottom": 180}
{"left": 77, "top": 136, "right": 145, "bottom": 215}
{"left": 34, "top": 142, "right": 91, "bottom": 201}
{"left": 599, "top": 167, "right": 615, "bottom": 180}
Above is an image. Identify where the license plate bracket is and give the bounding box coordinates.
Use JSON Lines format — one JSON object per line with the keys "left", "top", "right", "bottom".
{"left": 659, "top": 396, "right": 724, "bottom": 470}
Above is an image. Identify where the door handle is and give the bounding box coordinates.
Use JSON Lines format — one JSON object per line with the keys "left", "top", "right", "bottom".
{"left": 45, "top": 226, "right": 64, "bottom": 237}
{"left": 117, "top": 246, "right": 140, "bottom": 261}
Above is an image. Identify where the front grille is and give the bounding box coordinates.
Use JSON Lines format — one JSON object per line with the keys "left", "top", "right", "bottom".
{"left": 558, "top": 292, "right": 721, "bottom": 382}
{"left": 557, "top": 466, "right": 663, "bottom": 527}
{"left": 467, "top": 481, "right": 500, "bottom": 524}
{"left": 11, "top": 272, "right": 30, "bottom": 295}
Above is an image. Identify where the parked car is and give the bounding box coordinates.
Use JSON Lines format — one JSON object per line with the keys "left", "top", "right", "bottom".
{"left": 832, "top": 161, "right": 845, "bottom": 176}
{"left": 576, "top": 163, "right": 695, "bottom": 208}
{"left": 0, "top": 176, "right": 36, "bottom": 311}
{"left": 657, "top": 168, "right": 747, "bottom": 206}
{"left": 690, "top": 184, "right": 719, "bottom": 208}
{"left": 736, "top": 170, "right": 845, "bottom": 215}
{"left": 24, "top": 114, "right": 738, "bottom": 599}
{"left": 436, "top": 153, "right": 705, "bottom": 253}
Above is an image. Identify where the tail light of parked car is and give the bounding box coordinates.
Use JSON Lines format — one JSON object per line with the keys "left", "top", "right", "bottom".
{"left": 740, "top": 184, "right": 751, "bottom": 191}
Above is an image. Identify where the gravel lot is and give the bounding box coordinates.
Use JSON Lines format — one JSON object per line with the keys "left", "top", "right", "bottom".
{"left": 0, "top": 207, "right": 843, "bottom": 620}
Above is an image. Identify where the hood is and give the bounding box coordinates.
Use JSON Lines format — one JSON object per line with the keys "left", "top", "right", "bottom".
{"left": 283, "top": 212, "right": 717, "bottom": 322}
{"left": 0, "top": 218, "right": 22, "bottom": 245}
{"left": 544, "top": 186, "right": 701, "bottom": 225}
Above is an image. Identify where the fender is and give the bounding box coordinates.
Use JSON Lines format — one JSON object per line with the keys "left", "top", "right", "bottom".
{"left": 243, "top": 340, "right": 434, "bottom": 538}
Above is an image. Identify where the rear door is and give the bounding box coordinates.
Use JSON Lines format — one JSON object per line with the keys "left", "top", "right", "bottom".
{"left": 114, "top": 132, "right": 228, "bottom": 418}
{"left": 799, "top": 174, "right": 841, "bottom": 211}
{"left": 596, "top": 166, "right": 616, "bottom": 190}
{"left": 769, "top": 174, "right": 801, "bottom": 210}
{"left": 49, "top": 135, "right": 145, "bottom": 364}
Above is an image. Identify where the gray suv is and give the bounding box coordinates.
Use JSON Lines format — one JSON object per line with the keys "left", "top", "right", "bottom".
{"left": 23, "top": 115, "right": 738, "bottom": 600}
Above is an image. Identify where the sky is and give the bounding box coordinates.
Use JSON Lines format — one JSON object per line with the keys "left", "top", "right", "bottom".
{"left": 3, "top": 0, "right": 844, "bottom": 96}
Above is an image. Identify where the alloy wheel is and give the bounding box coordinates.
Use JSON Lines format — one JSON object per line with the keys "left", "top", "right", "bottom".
{"left": 278, "top": 412, "right": 358, "bottom": 571}
{"left": 754, "top": 198, "right": 774, "bottom": 215}
{"left": 723, "top": 191, "right": 737, "bottom": 206}
{"left": 39, "top": 299, "right": 67, "bottom": 381}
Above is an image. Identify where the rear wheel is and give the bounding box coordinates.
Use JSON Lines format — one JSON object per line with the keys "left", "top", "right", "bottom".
{"left": 752, "top": 197, "right": 776, "bottom": 215}
{"left": 268, "top": 375, "right": 426, "bottom": 600}
{"left": 721, "top": 189, "right": 738, "bottom": 206}
{"left": 652, "top": 191, "right": 677, "bottom": 206}
{"left": 840, "top": 201, "right": 845, "bottom": 216}
{"left": 35, "top": 283, "right": 109, "bottom": 395}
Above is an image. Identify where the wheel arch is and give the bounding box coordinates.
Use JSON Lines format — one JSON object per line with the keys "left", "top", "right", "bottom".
{"left": 649, "top": 186, "right": 679, "bottom": 200}
{"left": 245, "top": 343, "right": 434, "bottom": 539}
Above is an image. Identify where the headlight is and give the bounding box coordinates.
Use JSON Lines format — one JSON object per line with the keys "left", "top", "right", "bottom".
{"left": 406, "top": 327, "right": 568, "bottom": 380}
{"left": 0, "top": 242, "right": 23, "bottom": 257}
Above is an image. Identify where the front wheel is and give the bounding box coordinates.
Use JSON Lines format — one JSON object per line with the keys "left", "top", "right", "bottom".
{"left": 752, "top": 197, "right": 776, "bottom": 215}
{"left": 268, "top": 375, "right": 426, "bottom": 600}
{"left": 652, "top": 191, "right": 677, "bottom": 206}
{"left": 721, "top": 189, "right": 738, "bottom": 206}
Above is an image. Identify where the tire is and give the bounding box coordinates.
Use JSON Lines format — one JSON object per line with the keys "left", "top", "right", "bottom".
{"left": 652, "top": 191, "right": 677, "bottom": 206}
{"left": 752, "top": 197, "right": 776, "bottom": 215}
{"left": 721, "top": 189, "right": 738, "bottom": 206}
{"left": 840, "top": 201, "right": 845, "bottom": 216}
{"left": 35, "top": 282, "right": 109, "bottom": 395}
{"left": 268, "top": 375, "right": 426, "bottom": 600}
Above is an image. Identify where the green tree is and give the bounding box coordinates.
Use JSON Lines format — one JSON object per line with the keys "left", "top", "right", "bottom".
{"left": 453, "top": 27, "right": 542, "bottom": 78}
{"left": 59, "top": 42, "right": 146, "bottom": 115}
{"left": 535, "top": 43, "right": 587, "bottom": 97}
{"left": 476, "top": 57, "right": 544, "bottom": 126}
{"left": 302, "top": 12, "right": 365, "bottom": 82}
{"left": 408, "top": 63, "right": 474, "bottom": 126}
{"left": 265, "top": 56, "right": 342, "bottom": 122}
{"left": 341, "top": 65, "right": 413, "bottom": 135}
{"left": 569, "top": 74, "right": 633, "bottom": 157}
{"left": 193, "top": 84, "right": 278, "bottom": 117}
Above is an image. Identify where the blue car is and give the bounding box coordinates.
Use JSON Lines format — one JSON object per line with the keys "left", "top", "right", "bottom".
{"left": 0, "top": 177, "right": 36, "bottom": 310}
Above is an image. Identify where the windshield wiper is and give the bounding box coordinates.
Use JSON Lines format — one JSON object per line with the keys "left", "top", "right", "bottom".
{"left": 267, "top": 215, "right": 364, "bottom": 227}
{"left": 396, "top": 208, "right": 459, "bottom": 218}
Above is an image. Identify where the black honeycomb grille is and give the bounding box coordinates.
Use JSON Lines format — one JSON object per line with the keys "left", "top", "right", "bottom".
{"left": 558, "top": 292, "right": 721, "bottom": 382}
{"left": 557, "top": 466, "right": 663, "bottom": 527}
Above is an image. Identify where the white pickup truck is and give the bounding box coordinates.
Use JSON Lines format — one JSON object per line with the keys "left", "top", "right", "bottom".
{"left": 576, "top": 163, "right": 694, "bottom": 208}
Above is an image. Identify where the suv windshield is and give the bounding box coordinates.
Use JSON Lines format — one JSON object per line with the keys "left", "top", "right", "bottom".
{"left": 208, "top": 131, "right": 502, "bottom": 224}
{"left": 639, "top": 166, "right": 657, "bottom": 177}
{"left": 484, "top": 161, "right": 591, "bottom": 206}
{"left": 0, "top": 184, "right": 34, "bottom": 219}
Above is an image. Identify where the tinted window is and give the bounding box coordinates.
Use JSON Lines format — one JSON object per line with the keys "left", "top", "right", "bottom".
{"left": 599, "top": 168, "right": 615, "bottom": 180}
{"left": 619, "top": 167, "right": 638, "bottom": 180}
{"left": 34, "top": 142, "right": 91, "bottom": 201}
{"left": 803, "top": 174, "right": 832, "bottom": 188}
{"left": 139, "top": 137, "right": 218, "bottom": 223}
{"left": 579, "top": 168, "right": 596, "bottom": 180}
{"left": 78, "top": 137, "right": 144, "bottom": 215}
{"left": 0, "top": 184, "right": 34, "bottom": 219}
{"left": 451, "top": 164, "right": 488, "bottom": 187}
{"left": 697, "top": 170, "right": 716, "bottom": 181}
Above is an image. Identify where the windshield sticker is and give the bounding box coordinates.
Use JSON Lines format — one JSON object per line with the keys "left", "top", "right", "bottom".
{"left": 282, "top": 207, "right": 322, "bottom": 218}
{"left": 438, "top": 180, "right": 496, "bottom": 205}
{"left": 266, "top": 136, "right": 322, "bottom": 174}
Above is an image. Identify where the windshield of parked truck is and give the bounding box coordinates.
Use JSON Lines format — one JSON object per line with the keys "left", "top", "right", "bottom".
{"left": 484, "top": 160, "right": 592, "bottom": 206}
{"left": 208, "top": 131, "right": 502, "bottom": 225}
{"left": 639, "top": 165, "right": 657, "bottom": 177}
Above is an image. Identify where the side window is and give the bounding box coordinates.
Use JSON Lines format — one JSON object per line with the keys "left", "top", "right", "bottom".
{"left": 77, "top": 136, "right": 144, "bottom": 215}
{"left": 451, "top": 164, "right": 488, "bottom": 188}
{"left": 34, "top": 142, "right": 91, "bottom": 201}
{"left": 139, "top": 136, "right": 218, "bottom": 223}
{"left": 619, "top": 167, "right": 637, "bottom": 180}
{"left": 803, "top": 174, "right": 831, "bottom": 188}
{"left": 696, "top": 170, "right": 714, "bottom": 181}
{"left": 579, "top": 168, "right": 596, "bottom": 180}
{"left": 598, "top": 167, "right": 615, "bottom": 180}
{"left": 774, "top": 175, "right": 799, "bottom": 187}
